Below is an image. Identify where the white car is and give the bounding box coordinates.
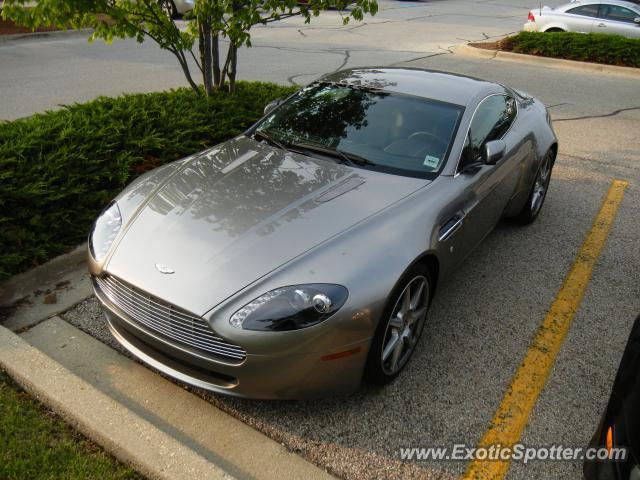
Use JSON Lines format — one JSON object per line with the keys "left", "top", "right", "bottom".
{"left": 524, "top": 0, "right": 640, "bottom": 38}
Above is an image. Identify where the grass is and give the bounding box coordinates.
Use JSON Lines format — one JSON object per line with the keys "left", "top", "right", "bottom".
{"left": 0, "top": 369, "right": 141, "bottom": 479}
{"left": 0, "top": 82, "right": 297, "bottom": 280}
{"left": 499, "top": 31, "right": 640, "bottom": 68}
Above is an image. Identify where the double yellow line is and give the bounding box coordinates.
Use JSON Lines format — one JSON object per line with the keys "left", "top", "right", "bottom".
{"left": 463, "top": 179, "right": 629, "bottom": 480}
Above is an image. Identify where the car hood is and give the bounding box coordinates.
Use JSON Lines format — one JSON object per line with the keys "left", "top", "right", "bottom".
{"left": 106, "top": 136, "right": 429, "bottom": 315}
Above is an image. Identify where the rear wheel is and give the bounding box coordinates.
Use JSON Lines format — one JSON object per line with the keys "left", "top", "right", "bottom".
{"left": 545, "top": 28, "right": 565, "bottom": 32}
{"left": 364, "top": 265, "right": 432, "bottom": 385}
{"left": 516, "top": 149, "right": 555, "bottom": 224}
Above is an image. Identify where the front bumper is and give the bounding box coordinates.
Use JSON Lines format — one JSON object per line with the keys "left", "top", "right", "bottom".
{"left": 94, "top": 278, "right": 370, "bottom": 399}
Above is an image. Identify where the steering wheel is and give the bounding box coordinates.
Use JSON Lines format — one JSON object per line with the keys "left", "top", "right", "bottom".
{"left": 408, "top": 131, "right": 449, "bottom": 152}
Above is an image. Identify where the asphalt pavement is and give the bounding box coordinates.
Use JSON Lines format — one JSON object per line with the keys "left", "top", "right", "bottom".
{"left": 0, "top": 0, "right": 533, "bottom": 120}
{"left": 2, "top": 0, "right": 639, "bottom": 478}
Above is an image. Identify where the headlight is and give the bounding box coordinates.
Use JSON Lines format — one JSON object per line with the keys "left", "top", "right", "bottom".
{"left": 89, "top": 201, "right": 122, "bottom": 262}
{"left": 229, "top": 284, "right": 348, "bottom": 331}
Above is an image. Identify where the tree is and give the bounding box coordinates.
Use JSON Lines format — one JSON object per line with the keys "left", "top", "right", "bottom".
{"left": 2, "top": 0, "right": 378, "bottom": 95}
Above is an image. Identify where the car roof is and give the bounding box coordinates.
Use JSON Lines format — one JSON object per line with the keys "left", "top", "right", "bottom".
{"left": 316, "top": 67, "right": 501, "bottom": 107}
{"left": 561, "top": 0, "right": 640, "bottom": 11}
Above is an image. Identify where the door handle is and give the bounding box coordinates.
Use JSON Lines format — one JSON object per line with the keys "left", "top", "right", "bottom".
{"left": 438, "top": 214, "right": 464, "bottom": 242}
{"left": 597, "top": 23, "right": 606, "bottom": 27}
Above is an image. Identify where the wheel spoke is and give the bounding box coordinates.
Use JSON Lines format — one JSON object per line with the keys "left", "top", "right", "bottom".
{"left": 411, "top": 306, "right": 427, "bottom": 323}
{"left": 401, "top": 288, "right": 411, "bottom": 315}
{"left": 389, "top": 316, "right": 403, "bottom": 330}
{"left": 410, "top": 280, "right": 425, "bottom": 309}
{"left": 390, "top": 335, "right": 404, "bottom": 371}
{"left": 403, "top": 332, "right": 415, "bottom": 349}
{"left": 382, "top": 332, "right": 400, "bottom": 361}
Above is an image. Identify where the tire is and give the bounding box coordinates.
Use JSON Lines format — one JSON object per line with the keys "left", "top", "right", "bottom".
{"left": 364, "top": 264, "right": 432, "bottom": 385}
{"left": 545, "top": 28, "right": 565, "bottom": 33}
{"left": 516, "top": 149, "right": 555, "bottom": 224}
{"left": 159, "top": 0, "right": 178, "bottom": 19}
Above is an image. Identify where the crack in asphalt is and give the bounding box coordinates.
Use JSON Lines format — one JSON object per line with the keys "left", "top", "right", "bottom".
{"left": 395, "top": 45, "right": 455, "bottom": 65}
{"left": 546, "top": 102, "right": 570, "bottom": 109}
{"left": 334, "top": 49, "right": 351, "bottom": 72}
{"left": 554, "top": 106, "right": 640, "bottom": 123}
{"left": 287, "top": 73, "right": 315, "bottom": 85}
{"left": 249, "top": 42, "right": 450, "bottom": 57}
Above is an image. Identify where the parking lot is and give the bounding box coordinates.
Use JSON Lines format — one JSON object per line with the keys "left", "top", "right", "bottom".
{"left": 54, "top": 53, "right": 640, "bottom": 480}
{"left": 2, "top": 0, "right": 639, "bottom": 478}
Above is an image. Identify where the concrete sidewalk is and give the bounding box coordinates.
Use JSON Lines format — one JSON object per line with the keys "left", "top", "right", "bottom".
{"left": 0, "top": 317, "right": 334, "bottom": 480}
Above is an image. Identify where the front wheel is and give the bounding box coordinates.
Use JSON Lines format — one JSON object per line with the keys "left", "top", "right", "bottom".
{"left": 364, "top": 265, "right": 432, "bottom": 385}
{"left": 516, "top": 149, "right": 555, "bottom": 224}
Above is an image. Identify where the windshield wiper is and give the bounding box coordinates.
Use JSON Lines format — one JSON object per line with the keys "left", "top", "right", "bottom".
{"left": 253, "top": 130, "right": 288, "bottom": 152}
{"left": 289, "top": 141, "right": 376, "bottom": 168}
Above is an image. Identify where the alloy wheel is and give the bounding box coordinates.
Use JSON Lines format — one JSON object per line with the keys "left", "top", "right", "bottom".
{"left": 530, "top": 152, "right": 553, "bottom": 216}
{"left": 380, "top": 275, "right": 429, "bottom": 375}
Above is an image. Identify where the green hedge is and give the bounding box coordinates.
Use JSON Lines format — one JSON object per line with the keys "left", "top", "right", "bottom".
{"left": 501, "top": 31, "right": 640, "bottom": 68}
{"left": 0, "top": 82, "right": 297, "bottom": 280}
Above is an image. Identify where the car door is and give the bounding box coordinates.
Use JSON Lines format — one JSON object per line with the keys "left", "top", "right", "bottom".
{"left": 595, "top": 3, "right": 640, "bottom": 38}
{"left": 451, "top": 94, "right": 523, "bottom": 255}
{"left": 563, "top": 3, "right": 601, "bottom": 32}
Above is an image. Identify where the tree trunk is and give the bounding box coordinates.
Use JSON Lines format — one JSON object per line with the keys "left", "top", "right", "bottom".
{"left": 174, "top": 50, "right": 201, "bottom": 96}
{"left": 218, "top": 41, "right": 233, "bottom": 90}
{"left": 212, "top": 33, "right": 221, "bottom": 88}
{"left": 227, "top": 43, "right": 238, "bottom": 94}
{"left": 200, "top": 20, "right": 214, "bottom": 96}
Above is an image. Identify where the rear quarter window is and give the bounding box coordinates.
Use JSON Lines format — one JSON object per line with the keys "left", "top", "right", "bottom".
{"left": 566, "top": 4, "right": 600, "bottom": 17}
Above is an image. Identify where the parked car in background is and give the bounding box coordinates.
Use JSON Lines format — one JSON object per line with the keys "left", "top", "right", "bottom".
{"left": 524, "top": 0, "right": 640, "bottom": 38}
{"left": 584, "top": 314, "right": 640, "bottom": 480}
{"left": 160, "top": 0, "right": 193, "bottom": 18}
{"left": 107, "top": 0, "right": 193, "bottom": 19}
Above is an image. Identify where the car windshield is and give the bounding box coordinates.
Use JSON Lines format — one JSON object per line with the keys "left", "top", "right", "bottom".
{"left": 254, "top": 83, "right": 464, "bottom": 178}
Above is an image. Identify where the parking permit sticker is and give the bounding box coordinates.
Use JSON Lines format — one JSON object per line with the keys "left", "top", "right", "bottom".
{"left": 423, "top": 155, "right": 440, "bottom": 169}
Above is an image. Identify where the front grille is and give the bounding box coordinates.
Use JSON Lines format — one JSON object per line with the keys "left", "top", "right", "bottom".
{"left": 95, "top": 275, "right": 246, "bottom": 362}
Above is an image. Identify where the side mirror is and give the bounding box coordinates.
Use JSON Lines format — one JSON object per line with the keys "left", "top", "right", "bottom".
{"left": 483, "top": 140, "right": 506, "bottom": 165}
{"left": 264, "top": 98, "right": 283, "bottom": 115}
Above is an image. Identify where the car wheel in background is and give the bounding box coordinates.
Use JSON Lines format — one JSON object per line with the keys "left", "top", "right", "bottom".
{"left": 517, "top": 149, "right": 555, "bottom": 224}
{"left": 364, "top": 265, "right": 432, "bottom": 385}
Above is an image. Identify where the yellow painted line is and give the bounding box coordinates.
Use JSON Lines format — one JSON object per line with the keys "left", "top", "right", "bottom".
{"left": 463, "top": 179, "right": 628, "bottom": 480}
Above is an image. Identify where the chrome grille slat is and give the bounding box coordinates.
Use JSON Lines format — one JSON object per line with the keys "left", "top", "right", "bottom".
{"left": 100, "top": 279, "right": 218, "bottom": 338}
{"left": 98, "top": 282, "right": 244, "bottom": 356}
{"left": 96, "top": 275, "right": 246, "bottom": 361}
{"left": 97, "top": 277, "right": 246, "bottom": 359}
{"left": 107, "top": 276, "right": 212, "bottom": 328}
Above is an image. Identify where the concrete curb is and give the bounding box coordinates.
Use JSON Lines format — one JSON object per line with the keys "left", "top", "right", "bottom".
{"left": 0, "top": 323, "right": 234, "bottom": 480}
{"left": 0, "top": 244, "right": 93, "bottom": 332}
{"left": 1, "top": 318, "right": 335, "bottom": 480}
{"left": 0, "top": 28, "right": 92, "bottom": 44}
{"left": 454, "top": 43, "right": 640, "bottom": 79}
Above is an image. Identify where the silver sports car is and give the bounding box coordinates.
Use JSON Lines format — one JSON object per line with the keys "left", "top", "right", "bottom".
{"left": 89, "top": 68, "right": 558, "bottom": 399}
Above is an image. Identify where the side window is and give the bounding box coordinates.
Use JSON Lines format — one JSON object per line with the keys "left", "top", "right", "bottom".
{"left": 600, "top": 5, "right": 638, "bottom": 23}
{"left": 566, "top": 5, "right": 600, "bottom": 17}
{"left": 460, "top": 95, "right": 516, "bottom": 170}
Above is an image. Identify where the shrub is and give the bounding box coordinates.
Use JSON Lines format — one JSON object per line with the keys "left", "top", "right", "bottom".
{"left": 501, "top": 31, "right": 640, "bottom": 68}
{"left": 0, "top": 82, "right": 297, "bottom": 279}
